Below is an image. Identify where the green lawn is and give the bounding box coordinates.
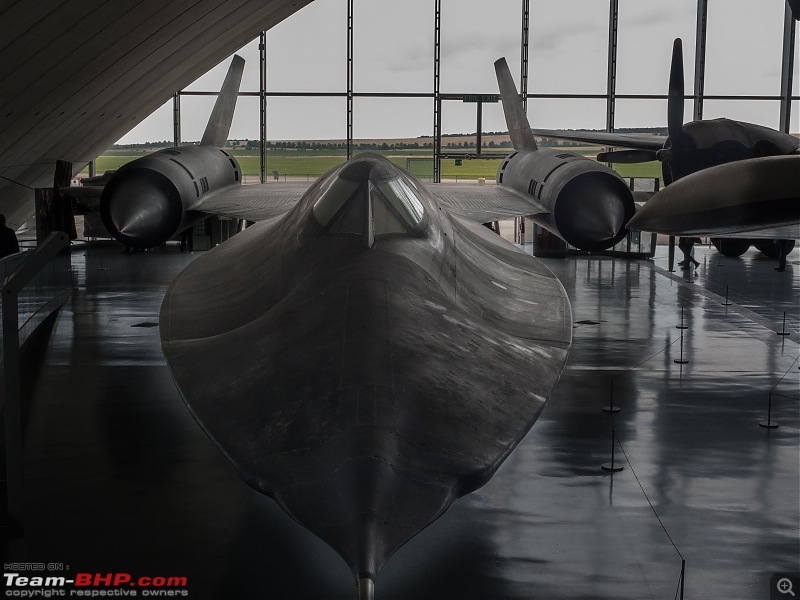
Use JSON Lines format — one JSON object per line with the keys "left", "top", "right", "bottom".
{"left": 90, "top": 149, "right": 663, "bottom": 182}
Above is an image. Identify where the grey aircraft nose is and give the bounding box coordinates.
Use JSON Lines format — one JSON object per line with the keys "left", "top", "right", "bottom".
{"left": 555, "top": 171, "right": 632, "bottom": 251}
{"left": 101, "top": 169, "right": 182, "bottom": 248}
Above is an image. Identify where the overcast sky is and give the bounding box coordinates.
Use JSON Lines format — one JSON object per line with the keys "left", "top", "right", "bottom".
{"left": 117, "top": 0, "right": 799, "bottom": 144}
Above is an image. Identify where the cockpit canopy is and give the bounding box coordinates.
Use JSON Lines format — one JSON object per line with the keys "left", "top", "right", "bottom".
{"left": 311, "top": 156, "right": 427, "bottom": 246}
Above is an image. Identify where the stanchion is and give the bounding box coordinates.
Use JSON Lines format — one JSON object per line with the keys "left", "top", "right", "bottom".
{"left": 679, "top": 559, "right": 686, "bottom": 600}
{"left": 777, "top": 312, "right": 790, "bottom": 337}
{"left": 601, "top": 430, "right": 623, "bottom": 472}
{"left": 759, "top": 392, "right": 779, "bottom": 429}
{"left": 668, "top": 236, "right": 676, "bottom": 272}
{"left": 676, "top": 305, "right": 688, "bottom": 330}
{"left": 602, "top": 378, "right": 620, "bottom": 413}
{"left": 674, "top": 328, "right": 689, "bottom": 365}
{"left": 721, "top": 285, "right": 732, "bottom": 306}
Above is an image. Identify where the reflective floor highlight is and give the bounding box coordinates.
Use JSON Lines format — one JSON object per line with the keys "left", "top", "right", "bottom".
{"left": 2, "top": 242, "right": 798, "bottom": 599}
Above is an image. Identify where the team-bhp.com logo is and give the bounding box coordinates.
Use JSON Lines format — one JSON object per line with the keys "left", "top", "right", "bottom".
{"left": 4, "top": 570, "right": 188, "bottom": 597}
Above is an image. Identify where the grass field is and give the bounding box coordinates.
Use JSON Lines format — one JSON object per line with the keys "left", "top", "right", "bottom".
{"left": 91, "top": 148, "right": 663, "bottom": 181}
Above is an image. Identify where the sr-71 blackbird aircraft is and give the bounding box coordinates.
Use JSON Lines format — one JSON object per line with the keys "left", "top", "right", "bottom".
{"left": 533, "top": 38, "right": 800, "bottom": 257}
{"left": 85, "top": 55, "right": 593, "bottom": 599}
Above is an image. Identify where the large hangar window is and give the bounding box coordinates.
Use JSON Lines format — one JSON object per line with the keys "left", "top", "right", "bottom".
{"left": 110, "top": 0, "right": 798, "bottom": 179}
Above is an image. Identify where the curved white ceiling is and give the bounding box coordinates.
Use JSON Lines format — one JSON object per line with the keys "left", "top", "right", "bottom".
{"left": 0, "top": 0, "right": 312, "bottom": 228}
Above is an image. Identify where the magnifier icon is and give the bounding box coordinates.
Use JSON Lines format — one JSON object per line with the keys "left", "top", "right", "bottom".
{"left": 778, "top": 578, "right": 796, "bottom": 597}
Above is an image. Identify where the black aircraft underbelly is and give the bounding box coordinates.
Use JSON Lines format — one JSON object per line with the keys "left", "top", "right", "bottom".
{"left": 160, "top": 160, "right": 571, "bottom": 586}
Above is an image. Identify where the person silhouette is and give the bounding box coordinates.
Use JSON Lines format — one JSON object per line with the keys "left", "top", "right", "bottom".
{"left": 0, "top": 214, "right": 20, "bottom": 259}
{"left": 774, "top": 239, "right": 790, "bottom": 272}
{"left": 678, "top": 237, "right": 700, "bottom": 270}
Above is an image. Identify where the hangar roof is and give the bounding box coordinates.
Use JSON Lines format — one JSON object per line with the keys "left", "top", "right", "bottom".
{"left": 0, "top": 0, "right": 312, "bottom": 229}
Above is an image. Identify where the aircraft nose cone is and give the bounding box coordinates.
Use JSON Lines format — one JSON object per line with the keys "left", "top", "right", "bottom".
{"left": 555, "top": 172, "right": 634, "bottom": 251}
{"left": 109, "top": 181, "right": 167, "bottom": 236}
{"left": 101, "top": 169, "right": 182, "bottom": 248}
{"left": 626, "top": 205, "right": 653, "bottom": 231}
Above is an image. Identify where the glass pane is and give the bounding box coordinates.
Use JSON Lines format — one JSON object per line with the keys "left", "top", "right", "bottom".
{"left": 371, "top": 193, "right": 407, "bottom": 235}
{"left": 702, "top": 99, "right": 782, "bottom": 130}
{"left": 184, "top": 37, "right": 261, "bottom": 92}
{"left": 704, "top": 0, "right": 785, "bottom": 96}
{"left": 440, "top": 101, "right": 509, "bottom": 154}
{"left": 266, "top": 96, "right": 348, "bottom": 180}
{"left": 329, "top": 193, "right": 365, "bottom": 235}
{"left": 176, "top": 95, "right": 216, "bottom": 143}
{"left": 440, "top": 0, "right": 520, "bottom": 94}
{"left": 614, "top": 98, "right": 678, "bottom": 130}
{"left": 377, "top": 178, "right": 425, "bottom": 226}
{"left": 352, "top": 97, "right": 433, "bottom": 143}
{"left": 616, "top": 0, "right": 697, "bottom": 95}
{"left": 267, "top": 96, "right": 347, "bottom": 141}
{"left": 267, "top": 0, "right": 347, "bottom": 93}
{"left": 114, "top": 100, "right": 173, "bottom": 146}
{"left": 528, "top": 0, "right": 609, "bottom": 94}
{"left": 526, "top": 98, "right": 607, "bottom": 130}
{"left": 312, "top": 176, "right": 362, "bottom": 227}
{"left": 354, "top": 0, "right": 433, "bottom": 93}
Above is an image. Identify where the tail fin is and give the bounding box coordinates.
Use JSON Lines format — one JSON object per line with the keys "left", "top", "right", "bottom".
{"left": 201, "top": 55, "right": 245, "bottom": 147}
{"left": 494, "top": 58, "right": 537, "bottom": 151}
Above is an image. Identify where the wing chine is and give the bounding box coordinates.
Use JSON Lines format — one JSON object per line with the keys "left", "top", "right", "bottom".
{"left": 429, "top": 184, "right": 548, "bottom": 223}
{"left": 195, "top": 182, "right": 311, "bottom": 221}
{"left": 531, "top": 128, "right": 666, "bottom": 151}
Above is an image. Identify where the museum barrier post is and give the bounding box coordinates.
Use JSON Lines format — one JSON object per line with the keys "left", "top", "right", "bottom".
{"left": 778, "top": 311, "right": 790, "bottom": 336}
{"left": 601, "top": 429, "right": 623, "bottom": 473}
{"left": 676, "top": 305, "right": 688, "bottom": 330}
{"left": 722, "top": 285, "right": 732, "bottom": 306}
{"left": 759, "top": 392, "right": 780, "bottom": 429}
{"left": 601, "top": 378, "right": 620, "bottom": 413}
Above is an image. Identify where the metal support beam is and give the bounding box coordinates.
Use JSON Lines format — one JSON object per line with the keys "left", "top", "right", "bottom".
{"left": 693, "top": 0, "right": 708, "bottom": 121}
{"left": 433, "top": 0, "right": 442, "bottom": 183}
{"left": 260, "top": 31, "right": 267, "bottom": 183}
{"left": 346, "top": 0, "right": 354, "bottom": 159}
{"left": 173, "top": 92, "right": 181, "bottom": 147}
{"left": 605, "top": 0, "right": 618, "bottom": 134}
{"left": 521, "top": 0, "right": 530, "bottom": 114}
{"left": 779, "top": 1, "right": 797, "bottom": 133}
{"left": 476, "top": 101, "right": 483, "bottom": 155}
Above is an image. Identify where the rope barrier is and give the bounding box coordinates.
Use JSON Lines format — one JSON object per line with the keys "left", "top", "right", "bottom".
{"left": 770, "top": 354, "right": 800, "bottom": 394}
{"left": 615, "top": 436, "right": 684, "bottom": 562}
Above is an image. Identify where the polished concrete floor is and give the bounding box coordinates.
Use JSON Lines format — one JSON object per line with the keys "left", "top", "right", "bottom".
{"left": 2, "top": 241, "right": 798, "bottom": 600}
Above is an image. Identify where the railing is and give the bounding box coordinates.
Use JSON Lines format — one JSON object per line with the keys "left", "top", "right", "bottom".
{"left": 2, "top": 231, "right": 72, "bottom": 536}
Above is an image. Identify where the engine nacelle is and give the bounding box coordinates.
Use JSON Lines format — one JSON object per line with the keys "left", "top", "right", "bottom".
{"left": 100, "top": 146, "right": 241, "bottom": 248}
{"left": 497, "top": 149, "right": 635, "bottom": 251}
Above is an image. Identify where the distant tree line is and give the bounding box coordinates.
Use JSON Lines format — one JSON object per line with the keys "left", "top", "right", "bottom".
{"left": 111, "top": 127, "right": 667, "bottom": 150}
{"left": 253, "top": 141, "right": 433, "bottom": 150}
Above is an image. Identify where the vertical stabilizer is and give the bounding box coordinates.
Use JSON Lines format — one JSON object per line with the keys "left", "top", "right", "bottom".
{"left": 494, "top": 58, "right": 537, "bottom": 151}
{"left": 200, "top": 55, "right": 245, "bottom": 147}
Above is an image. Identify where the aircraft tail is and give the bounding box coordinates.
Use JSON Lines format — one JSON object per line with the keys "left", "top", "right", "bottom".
{"left": 494, "top": 58, "right": 537, "bottom": 151}
{"left": 201, "top": 55, "right": 245, "bottom": 147}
